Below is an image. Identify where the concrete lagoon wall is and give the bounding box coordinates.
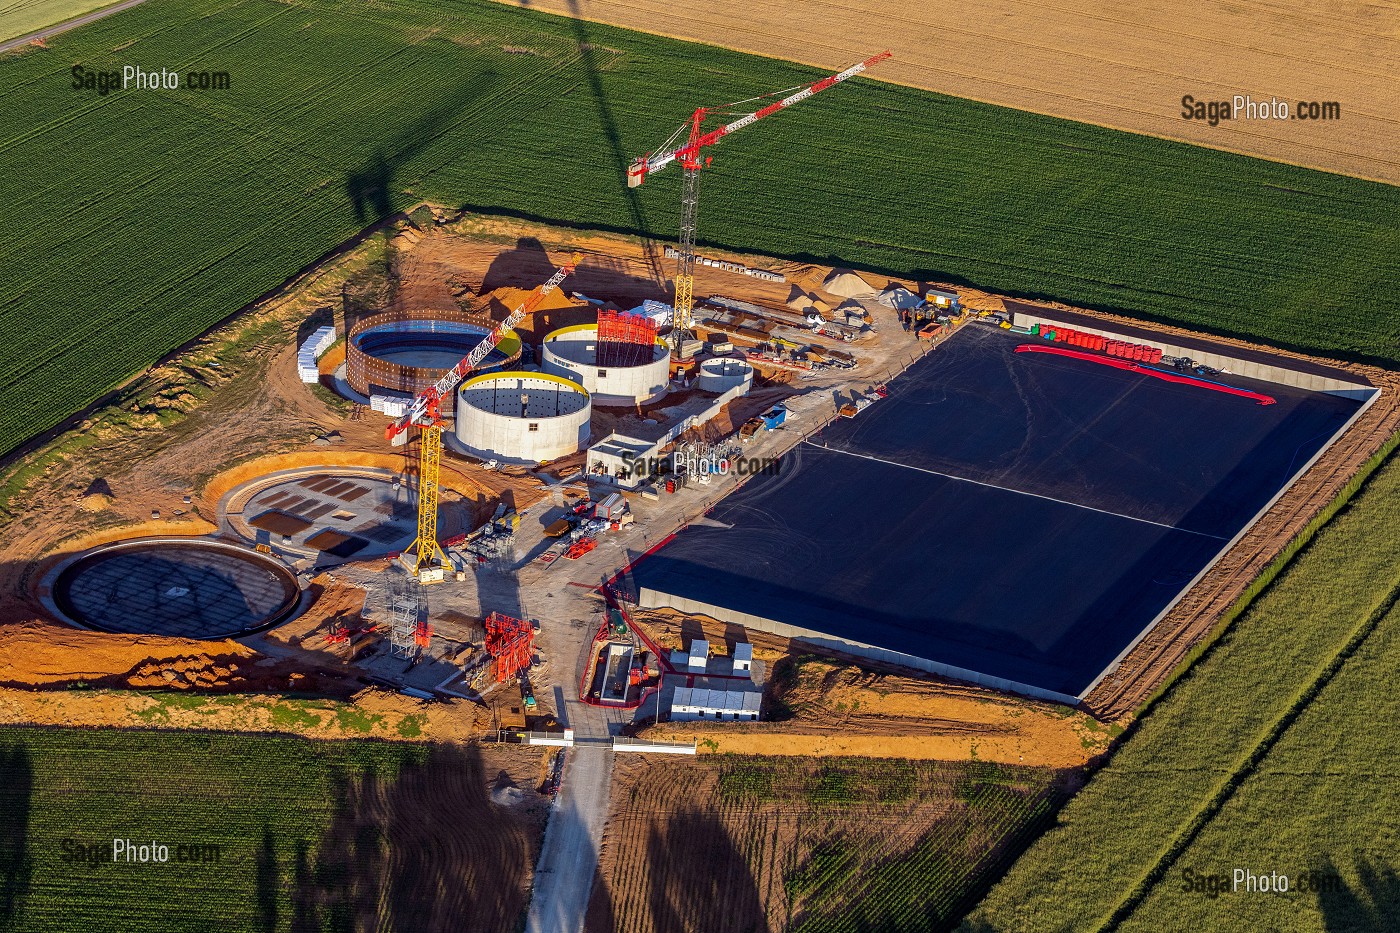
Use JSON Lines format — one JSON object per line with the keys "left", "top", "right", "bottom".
{"left": 455, "top": 371, "right": 590, "bottom": 463}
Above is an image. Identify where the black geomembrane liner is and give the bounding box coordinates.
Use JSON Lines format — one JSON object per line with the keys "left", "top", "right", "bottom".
{"left": 634, "top": 327, "right": 1360, "bottom": 696}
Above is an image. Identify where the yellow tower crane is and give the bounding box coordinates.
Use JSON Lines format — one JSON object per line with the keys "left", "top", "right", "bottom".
{"left": 385, "top": 255, "right": 580, "bottom": 583}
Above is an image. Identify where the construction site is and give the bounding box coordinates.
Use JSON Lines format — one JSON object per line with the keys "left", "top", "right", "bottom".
{"left": 3, "top": 46, "right": 1397, "bottom": 725}
{"left": 0, "top": 46, "right": 1397, "bottom": 933}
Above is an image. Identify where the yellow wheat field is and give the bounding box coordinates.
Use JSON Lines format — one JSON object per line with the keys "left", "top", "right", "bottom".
{"left": 501, "top": 0, "right": 1400, "bottom": 185}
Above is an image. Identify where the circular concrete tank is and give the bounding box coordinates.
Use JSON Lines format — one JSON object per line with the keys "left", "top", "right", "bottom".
{"left": 455, "top": 372, "right": 590, "bottom": 463}
{"left": 541, "top": 323, "right": 670, "bottom": 407}
{"left": 346, "top": 309, "right": 521, "bottom": 399}
{"left": 51, "top": 538, "right": 301, "bottom": 638}
{"left": 697, "top": 357, "right": 754, "bottom": 394}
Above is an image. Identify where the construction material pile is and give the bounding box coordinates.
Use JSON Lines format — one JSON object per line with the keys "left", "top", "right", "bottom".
{"left": 821, "top": 268, "right": 878, "bottom": 299}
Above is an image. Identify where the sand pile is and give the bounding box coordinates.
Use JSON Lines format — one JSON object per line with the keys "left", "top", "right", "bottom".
{"left": 821, "top": 268, "right": 878, "bottom": 299}
{"left": 486, "top": 283, "right": 577, "bottom": 318}
{"left": 785, "top": 285, "right": 816, "bottom": 311}
{"left": 0, "top": 618, "right": 258, "bottom": 686}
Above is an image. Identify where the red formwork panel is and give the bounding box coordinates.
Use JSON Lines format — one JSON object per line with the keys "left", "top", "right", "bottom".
{"left": 597, "top": 310, "right": 659, "bottom": 368}
{"left": 484, "top": 611, "right": 536, "bottom": 683}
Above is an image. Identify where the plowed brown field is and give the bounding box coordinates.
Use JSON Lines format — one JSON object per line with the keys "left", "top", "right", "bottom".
{"left": 497, "top": 0, "right": 1400, "bottom": 185}
{"left": 585, "top": 756, "right": 1068, "bottom": 933}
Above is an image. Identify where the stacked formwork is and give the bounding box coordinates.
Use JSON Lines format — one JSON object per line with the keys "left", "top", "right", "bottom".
{"left": 597, "top": 310, "right": 658, "bottom": 368}
{"left": 297, "top": 326, "right": 336, "bottom": 383}
{"left": 484, "top": 612, "right": 535, "bottom": 683}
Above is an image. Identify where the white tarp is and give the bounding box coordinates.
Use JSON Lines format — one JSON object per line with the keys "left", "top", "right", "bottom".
{"left": 628, "top": 299, "right": 673, "bottom": 328}
{"left": 876, "top": 284, "right": 923, "bottom": 310}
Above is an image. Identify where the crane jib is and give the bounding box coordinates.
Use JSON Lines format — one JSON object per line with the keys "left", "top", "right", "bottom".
{"left": 393, "top": 259, "right": 576, "bottom": 433}
{"left": 650, "top": 52, "right": 887, "bottom": 172}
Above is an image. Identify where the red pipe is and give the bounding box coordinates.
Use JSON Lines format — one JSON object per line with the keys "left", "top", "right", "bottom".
{"left": 1015, "top": 344, "right": 1276, "bottom": 405}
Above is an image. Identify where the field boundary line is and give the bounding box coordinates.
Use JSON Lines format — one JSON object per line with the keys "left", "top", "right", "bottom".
{"left": 803, "top": 440, "right": 1229, "bottom": 539}
{"left": 1095, "top": 568, "right": 1400, "bottom": 931}
{"left": 0, "top": 0, "right": 146, "bottom": 53}
{"left": 1135, "top": 429, "right": 1400, "bottom": 715}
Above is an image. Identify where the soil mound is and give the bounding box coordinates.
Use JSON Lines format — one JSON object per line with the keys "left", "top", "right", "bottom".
{"left": 821, "top": 268, "right": 878, "bottom": 298}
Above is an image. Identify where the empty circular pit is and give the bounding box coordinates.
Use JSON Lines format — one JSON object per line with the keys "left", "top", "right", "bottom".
{"left": 697, "top": 357, "right": 754, "bottom": 394}
{"left": 52, "top": 539, "right": 301, "bottom": 638}
{"left": 346, "top": 310, "right": 521, "bottom": 398}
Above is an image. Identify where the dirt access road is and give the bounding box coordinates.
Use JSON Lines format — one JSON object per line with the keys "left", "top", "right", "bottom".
{"left": 0, "top": 0, "right": 147, "bottom": 53}
{"left": 527, "top": 746, "right": 616, "bottom": 933}
{"left": 497, "top": 0, "right": 1400, "bottom": 186}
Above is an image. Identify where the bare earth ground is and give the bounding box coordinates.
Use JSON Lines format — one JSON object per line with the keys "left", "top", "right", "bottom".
{"left": 497, "top": 0, "right": 1400, "bottom": 185}
{"left": 0, "top": 207, "right": 1394, "bottom": 746}
{"left": 634, "top": 612, "right": 1114, "bottom": 768}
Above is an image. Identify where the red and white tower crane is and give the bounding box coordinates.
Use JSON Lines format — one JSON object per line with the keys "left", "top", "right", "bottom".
{"left": 627, "top": 51, "right": 891, "bottom": 349}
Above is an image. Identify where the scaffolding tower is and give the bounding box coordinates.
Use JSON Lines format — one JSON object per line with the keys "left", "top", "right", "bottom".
{"left": 390, "top": 593, "right": 420, "bottom": 659}
{"left": 483, "top": 612, "right": 535, "bottom": 683}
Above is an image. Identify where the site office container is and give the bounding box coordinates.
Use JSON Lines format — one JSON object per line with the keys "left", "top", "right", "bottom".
{"left": 593, "top": 492, "right": 627, "bottom": 520}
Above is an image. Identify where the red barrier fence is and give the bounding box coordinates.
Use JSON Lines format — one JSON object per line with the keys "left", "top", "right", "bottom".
{"left": 1015, "top": 344, "right": 1275, "bottom": 405}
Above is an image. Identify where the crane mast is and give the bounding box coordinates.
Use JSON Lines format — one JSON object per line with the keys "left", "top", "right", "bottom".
{"left": 628, "top": 52, "right": 890, "bottom": 349}
{"left": 388, "top": 254, "right": 580, "bottom": 583}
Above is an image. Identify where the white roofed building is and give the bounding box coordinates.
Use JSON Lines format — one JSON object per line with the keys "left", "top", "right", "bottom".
{"left": 670, "top": 687, "right": 762, "bottom": 722}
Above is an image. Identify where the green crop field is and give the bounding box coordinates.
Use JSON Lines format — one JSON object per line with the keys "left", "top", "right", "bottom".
{"left": 0, "top": 0, "right": 118, "bottom": 43}
{"left": 0, "top": 0, "right": 1397, "bottom": 460}
{"left": 962, "top": 448, "right": 1400, "bottom": 932}
{"left": 0, "top": 728, "right": 542, "bottom": 932}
